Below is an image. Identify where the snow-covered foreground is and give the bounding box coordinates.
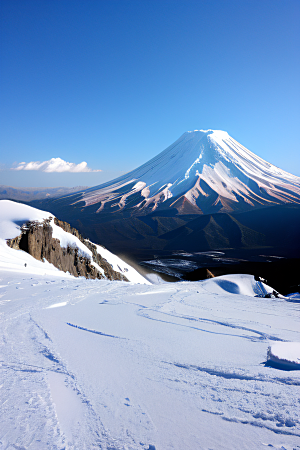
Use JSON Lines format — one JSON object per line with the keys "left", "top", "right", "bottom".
{"left": 1, "top": 271, "right": 300, "bottom": 450}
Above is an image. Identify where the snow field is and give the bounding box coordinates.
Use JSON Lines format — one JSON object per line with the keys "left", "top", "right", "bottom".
{"left": 0, "top": 271, "right": 300, "bottom": 449}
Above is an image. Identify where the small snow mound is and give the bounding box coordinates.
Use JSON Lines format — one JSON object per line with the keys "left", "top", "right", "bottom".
{"left": 213, "top": 279, "right": 241, "bottom": 294}
{"left": 267, "top": 342, "right": 300, "bottom": 370}
{"left": 200, "top": 274, "right": 274, "bottom": 297}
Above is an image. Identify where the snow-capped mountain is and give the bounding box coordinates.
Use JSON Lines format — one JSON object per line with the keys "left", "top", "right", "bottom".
{"left": 71, "top": 130, "right": 300, "bottom": 215}
{"left": 29, "top": 130, "right": 300, "bottom": 265}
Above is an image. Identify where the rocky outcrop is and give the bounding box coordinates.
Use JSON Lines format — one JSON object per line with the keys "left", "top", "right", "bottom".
{"left": 7, "top": 218, "right": 128, "bottom": 281}
{"left": 53, "top": 218, "right": 128, "bottom": 281}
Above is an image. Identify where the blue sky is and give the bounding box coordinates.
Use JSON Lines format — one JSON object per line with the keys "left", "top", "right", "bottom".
{"left": 1, "top": 0, "right": 300, "bottom": 187}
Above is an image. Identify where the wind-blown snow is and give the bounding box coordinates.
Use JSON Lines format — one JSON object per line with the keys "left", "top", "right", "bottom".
{"left": 1, "top": 271, "right": 299, "bottom": 449}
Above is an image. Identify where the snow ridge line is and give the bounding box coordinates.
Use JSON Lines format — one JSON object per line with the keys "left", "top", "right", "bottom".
{"left": 66, "top": 322, "right": 126, "bottom": 339}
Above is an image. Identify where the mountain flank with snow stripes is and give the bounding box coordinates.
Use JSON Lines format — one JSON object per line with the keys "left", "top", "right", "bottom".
{"left": 69, "top": 130, "right": 300, "bottom": 215}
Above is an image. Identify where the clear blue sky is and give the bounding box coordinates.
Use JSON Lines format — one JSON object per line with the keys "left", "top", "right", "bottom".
{"left": 1, "top": 0, "right": 300, "bottom": 187}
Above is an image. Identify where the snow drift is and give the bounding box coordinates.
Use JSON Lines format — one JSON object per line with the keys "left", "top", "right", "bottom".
{"left": 268, "top": 342, "right": 300, "bottom": 370}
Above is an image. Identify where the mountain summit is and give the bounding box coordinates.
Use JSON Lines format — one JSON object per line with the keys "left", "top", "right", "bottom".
{"left": 30, "top": 130, "right": 300, "bottom": 262}
{"left": 73, "top": 129, "right": 300, "bottom": 215}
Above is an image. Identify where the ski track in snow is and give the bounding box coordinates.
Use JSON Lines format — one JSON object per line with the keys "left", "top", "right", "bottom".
{"left": 66, "top": 322, "right": 126, "bottom": 340}
{"left": 136, "top": 306, "right": 287, "bottom": 342}
{"left": 0, "top": 273, "right": 300, "bottom": 450}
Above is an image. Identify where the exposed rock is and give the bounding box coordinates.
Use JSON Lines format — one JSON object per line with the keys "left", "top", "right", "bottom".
{"left": 7, "top": 234, "right": 23, "bottom": 250}
{"left": 54, "top": 218, "right": 128, "bottom": 281}
{"left": 7, "top": 218, "right": 128, "bottom": 281}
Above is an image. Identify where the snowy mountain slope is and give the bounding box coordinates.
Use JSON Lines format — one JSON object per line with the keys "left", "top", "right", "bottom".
{"left": 1, "top": 271, "right": 300, "bottom": 449}
{"left": 0, "top": 200, "right": 149, "bottom": 284}
{"left": 56, "top": 130, "right": 300, "bottom": 215}
{"left": 0, "top": 200, "right": 68, "bottom": 277}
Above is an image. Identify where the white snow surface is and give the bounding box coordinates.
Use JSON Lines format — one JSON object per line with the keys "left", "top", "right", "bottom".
{"left": 0, "top": 200, "right": 149, "bottom": 283}
{"left": 1, "top": 270, "right": 300, "bottom": 450}
{"left": 0, "top": 199, "right": 52, "bottom": 239}
{"left": 0, "top": 200, "right": 69, "bottom": 277}
{"left": 268, "top": 342, "right": 300, "bottom": 367}
{"left": 94, "top": 243, "right": 151, "bottom": 285}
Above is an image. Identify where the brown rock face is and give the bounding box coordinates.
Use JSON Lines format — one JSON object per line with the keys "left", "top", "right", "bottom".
{"left": 7, "top": 218, "right": 128, "bottom": 281}
{"left": 54, "top": 218, "right": 128, "bottom": 281}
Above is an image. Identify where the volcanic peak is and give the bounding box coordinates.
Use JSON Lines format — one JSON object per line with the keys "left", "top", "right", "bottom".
{"left": 53, "top": 129, "right": 300, "bottom": 215}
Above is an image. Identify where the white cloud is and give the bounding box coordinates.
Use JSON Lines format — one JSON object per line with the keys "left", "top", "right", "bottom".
{"left": 12, "top": 158, "right": 101, "bottom": 173}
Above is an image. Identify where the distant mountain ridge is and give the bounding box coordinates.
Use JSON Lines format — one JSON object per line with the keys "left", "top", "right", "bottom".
{"left": 0, "top": 185, "right": 89, "bottom": 202}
